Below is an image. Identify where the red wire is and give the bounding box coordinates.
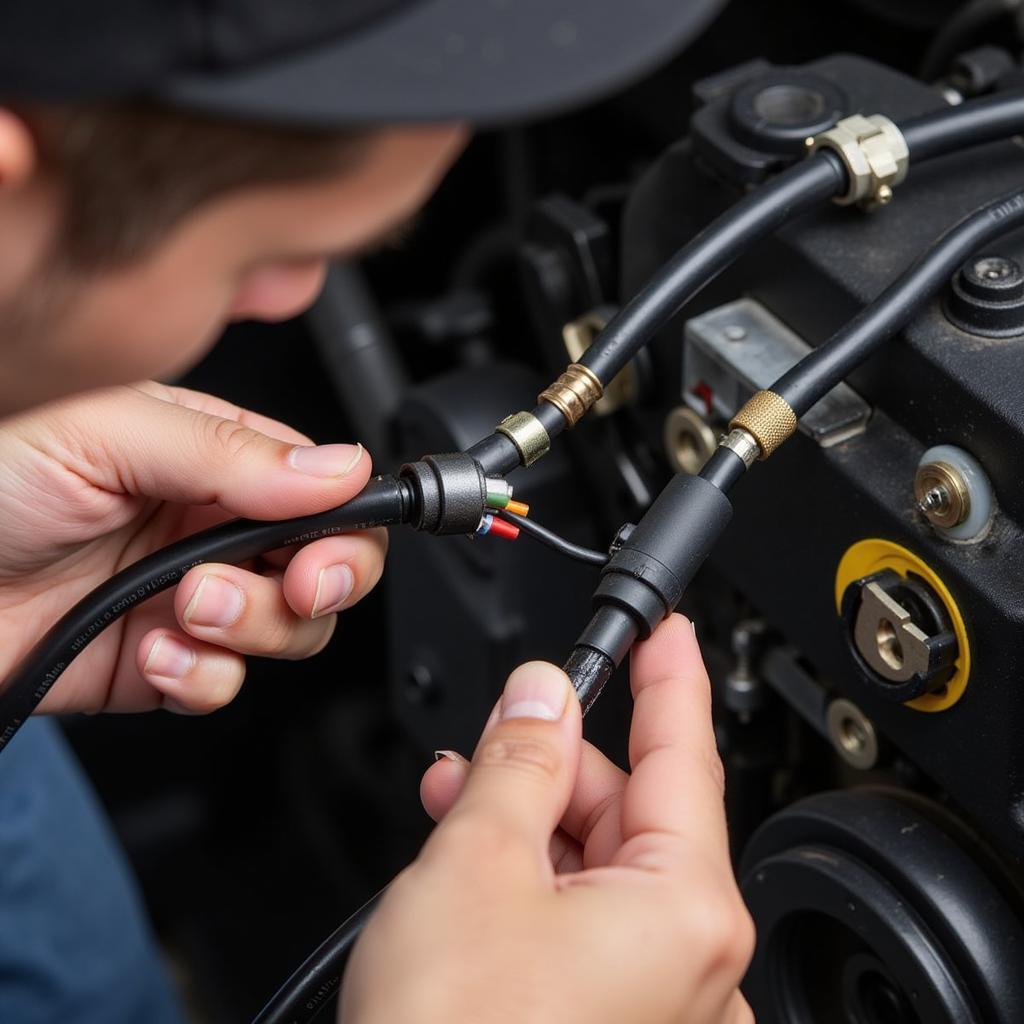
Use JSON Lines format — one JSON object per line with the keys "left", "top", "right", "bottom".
{"left": 487, "top": 517, "right": 520, "bottom": 541}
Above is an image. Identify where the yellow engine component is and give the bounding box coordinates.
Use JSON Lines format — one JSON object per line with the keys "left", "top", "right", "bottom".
{"left": 835, "top": 539, "right": 970, "bottom": 712}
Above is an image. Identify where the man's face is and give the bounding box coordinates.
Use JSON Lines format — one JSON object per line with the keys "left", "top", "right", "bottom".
{"left": 0, "top": 123, "right": 466, "bottom": 413}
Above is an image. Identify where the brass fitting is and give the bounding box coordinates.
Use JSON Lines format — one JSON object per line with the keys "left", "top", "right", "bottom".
{"left": 719, "top": 427, "right": 761, "bottom": 469}
{"left": 914, "top": 460, "right": 971, "bottom": 529}
{"left": 538, "top": 363, "right": 604, "bottom": 427}
{"left": 807, "top": 113, "right": 909, "bottom": 210}
{"left": 496, "top": 412, "right": 551, "bottom": 467}
{"left": 729, "top": 390, "right": 797, "bottom": 459}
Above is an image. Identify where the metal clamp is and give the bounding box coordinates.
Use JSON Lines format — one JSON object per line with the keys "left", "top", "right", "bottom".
{"left": 808, "top": 113, "right": 908, "bottom": 209}
{"left": 496, "top": 412, "right": 551, "bottom": 467}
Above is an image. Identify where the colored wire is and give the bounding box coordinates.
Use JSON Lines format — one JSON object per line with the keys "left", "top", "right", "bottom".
{"left": 496, "top": 511, "right": 608, "bottom": 566}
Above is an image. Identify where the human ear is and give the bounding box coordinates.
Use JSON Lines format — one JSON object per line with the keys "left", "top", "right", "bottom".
{"left": 0, "top": 109, "right": 36, "bottom": 189}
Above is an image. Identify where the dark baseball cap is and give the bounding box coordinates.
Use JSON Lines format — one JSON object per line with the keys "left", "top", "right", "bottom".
{"left": 1, "top": 0, "right": 726, "bottom": 126}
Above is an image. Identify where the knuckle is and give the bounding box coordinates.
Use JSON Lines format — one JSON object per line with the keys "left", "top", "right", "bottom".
{"left": 259, "top": 617, "right": 298, "bottom": 657}
{"left": 474, "top": 733, "right": 562, "bottom": 785}
{"left": 686, "top": 893, "right": 756, "bottom": 980}
{"left": 206, "top": 417, "right": 264, "bottom": 461}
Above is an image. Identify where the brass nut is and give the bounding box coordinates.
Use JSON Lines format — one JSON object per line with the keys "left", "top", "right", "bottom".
{"left": 914, "top": 461, "right": 970, "bottom": 529}
{"left": 729, "top": 391, "right": 797, "bottom": 459}
{"left": 664, "top": 407, "right": 717, "bottom": 475}
{"left": 538, "top": 363, "right": 604, "bottom": 427}
{"left": 496, "top": 412, "right": 551, "bottom": 467}
{"left": 808, "top": 113, "right": 909, "bottom": 209}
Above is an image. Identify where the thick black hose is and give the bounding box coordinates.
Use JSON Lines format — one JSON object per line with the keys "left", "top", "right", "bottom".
{"left": 578, "top": 153, "right": 848, "bottom": 386}
{"left": 252, "top": 889, "right": 385, "bottom": 1024}
{"left": 0, "top": 477, "right": 410, "bottom": 753}
{"left": 900, "top": 88, "right": 1024, "bottom": 160}
{"left": 774, "top": 187, "right": 1024, "bottom": 415}
{"left": 698, "top": 447, "right": 747, "bottom": 493}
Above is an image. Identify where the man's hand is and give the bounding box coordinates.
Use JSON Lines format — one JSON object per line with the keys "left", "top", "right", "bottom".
{"left": 340, "top": 615, "right": 755, "bottom": 1024}
{"left": 0, "top": 381, "right": 386, "bottom": 715}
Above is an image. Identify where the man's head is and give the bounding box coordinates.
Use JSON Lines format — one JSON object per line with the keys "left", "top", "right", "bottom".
{"left": 0, "top": 101, "right": 465, "bottom": 412}
{"left": 0, "top": 0, "right": 725, "bottom": 413}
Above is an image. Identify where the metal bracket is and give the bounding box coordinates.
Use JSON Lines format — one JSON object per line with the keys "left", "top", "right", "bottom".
{"left": 684, "top": 299, "right": 870, "bottom": 448}
{"left": 807, "top": 113, "right": 909, "bottom": 209}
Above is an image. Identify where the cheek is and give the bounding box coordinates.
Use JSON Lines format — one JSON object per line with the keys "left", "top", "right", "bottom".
{"left": 229, "top": 260, "right": 328, "bottom": 322}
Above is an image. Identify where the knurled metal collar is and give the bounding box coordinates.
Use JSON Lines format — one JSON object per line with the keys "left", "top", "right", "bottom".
{"left": 729, "top": 390, "right": 797, "bottom": 460}
{"left": 538, "top": 363, "right": 604, "bottom": 427}
{"left": 807, "top": 113, "right": 909, "bottom": 209}
{"left": 496, "top": 412, "right": 551, "bottom": 467}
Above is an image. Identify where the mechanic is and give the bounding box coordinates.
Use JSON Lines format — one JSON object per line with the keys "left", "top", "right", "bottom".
{"left": 0, "top": 2, "right": 753, "bottom": 1022}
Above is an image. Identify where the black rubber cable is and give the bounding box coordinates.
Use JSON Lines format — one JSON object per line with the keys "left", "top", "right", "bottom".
{"left": 577, "top": 153, "right": 847, "bottom": 387}
{"left": 0, "top": 477, "right": 410, "bottom": 753}
{"left": 252, "top": 888, "right": 385, "bottom": 1024}
{"left": 899, "top": 88, "right": 1024, "bottom": 161}
{"left": 774, "top": 186, "right": 1024, "bottom": 416}
{"left": 496, "top": 510, "right": 608, "bottom": 566}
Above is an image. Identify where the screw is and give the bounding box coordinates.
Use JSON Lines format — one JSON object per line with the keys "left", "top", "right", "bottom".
{"left": 914, "top": 461, "right": 970, "bottom": 529}
{"left": 917, "top": 486, "right": 950, "bottom": 516}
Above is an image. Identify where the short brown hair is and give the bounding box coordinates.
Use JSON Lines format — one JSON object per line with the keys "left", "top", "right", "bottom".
{"left": 29, "top": 102, "right": 368, "bottom": 269}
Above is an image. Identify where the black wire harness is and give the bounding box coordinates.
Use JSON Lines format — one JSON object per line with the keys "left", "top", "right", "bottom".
{"left": 1, "top": 87, "right": 1023, "bottom": 1024}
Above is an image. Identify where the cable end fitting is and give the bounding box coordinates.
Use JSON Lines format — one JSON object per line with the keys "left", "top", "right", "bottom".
{"left": 729, "top": 390, "right": 797, "bottom": 460}
{"left": 538, "top": 363, "right": 604, "bottom": 427}
{"left": 807, "top": 113, "right": 908, "bottom": 210}
{"left": 496, "top": 412, "right": 550, "bottom": 467}
{"left": 400, "top": 453, "right": 489, "bottom": 535}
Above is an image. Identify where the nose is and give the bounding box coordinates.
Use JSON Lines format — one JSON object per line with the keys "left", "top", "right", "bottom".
{"left": 229, "top": 259, "right": 328, "bottom": 322}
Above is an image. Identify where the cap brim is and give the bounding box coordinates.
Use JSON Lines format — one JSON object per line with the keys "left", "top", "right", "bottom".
{"left": 160, "top": 0, "right": 726, "bottom": 127}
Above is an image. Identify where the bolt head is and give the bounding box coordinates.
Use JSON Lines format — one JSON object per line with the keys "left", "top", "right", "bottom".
{"left": 913, "top": 461, "right": 970, "bottom": 529}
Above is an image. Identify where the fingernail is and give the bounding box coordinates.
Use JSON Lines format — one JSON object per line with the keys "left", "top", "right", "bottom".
{"left": 692, "top": 619, "right": 698, "bottom": 637}
{"left": 500, "top": 663, "right": 569, "bottom": 721}
{"left": 144, "top": 635, "right": 195, "bottom": 680}
{"left": 433, "top": 750, "right": 468, "bottom": 764}
{"left": 288, "top": 442, "right": 363, "bottom": 478}
{"left": 183, "top": 575, "right": 244, "bottom": 628}
{"left": 311, "top": 564, "right": 355, "bottom": 618}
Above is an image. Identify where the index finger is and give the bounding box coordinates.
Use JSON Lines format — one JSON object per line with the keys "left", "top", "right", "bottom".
{"left": 616, "top": 614, "right": 731, "bottom": 867}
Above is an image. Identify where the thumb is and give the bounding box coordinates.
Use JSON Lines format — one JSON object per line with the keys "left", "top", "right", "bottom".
{"left": 435, "top": 662, "right": 582, "bottom": 863}
{"left": 47, "top": 385, "right": 372, "bottom": 520}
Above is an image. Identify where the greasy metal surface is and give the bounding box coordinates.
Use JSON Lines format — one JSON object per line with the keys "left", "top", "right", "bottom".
{"left": 685, "top": 298, "right": 871, "bottom": 447}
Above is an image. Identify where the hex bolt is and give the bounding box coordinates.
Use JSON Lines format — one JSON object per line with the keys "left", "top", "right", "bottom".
{"left": 914, "top": 461, "right": 969, "bottom": 529}
{"left": 917, "top": 485, "right": 950, "bottom": 517}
